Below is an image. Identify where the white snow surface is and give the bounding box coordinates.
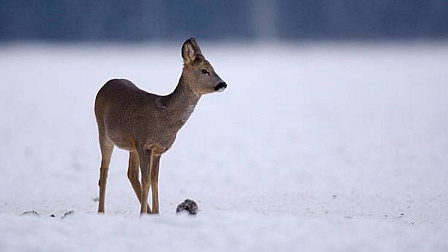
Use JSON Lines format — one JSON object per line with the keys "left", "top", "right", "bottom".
{"left": 0, "top": 42, "right": 447, "bottom": 251}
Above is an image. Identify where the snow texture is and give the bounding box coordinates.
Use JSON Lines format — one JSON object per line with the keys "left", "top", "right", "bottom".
{"left": 0, "top": 42, "right": 447, "bottom": 251}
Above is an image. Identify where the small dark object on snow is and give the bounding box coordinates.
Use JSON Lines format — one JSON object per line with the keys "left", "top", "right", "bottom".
{"left": 176, "top": 199, "right": 198, "bottom": 215}
{"left": 61, "top": 210, "right": 74, "bottom": 220}
{"left": 50, "top": 214, "right": 56, "bottom": 218}
{"left": 21, "top": 210, "right": 40, "bottom": 217}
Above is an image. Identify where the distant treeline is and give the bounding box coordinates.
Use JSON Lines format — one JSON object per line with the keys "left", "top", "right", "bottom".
{"left": 1, "top": 0, "right": 447, "bottom": 41}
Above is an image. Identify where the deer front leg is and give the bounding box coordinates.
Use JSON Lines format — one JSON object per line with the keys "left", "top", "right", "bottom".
{"left": 127, "top": 151, "right": 151, "bottom": 213}
{"left": 138, "top": 147, "right": 153, "bottom": 215}
{"left": 151, "top": 155, "right": 161, "bottom": 214}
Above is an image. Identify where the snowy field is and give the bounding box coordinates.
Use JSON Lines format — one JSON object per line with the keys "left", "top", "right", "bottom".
{"left": 0, "top": 41, "right": 447, "bottom": 251}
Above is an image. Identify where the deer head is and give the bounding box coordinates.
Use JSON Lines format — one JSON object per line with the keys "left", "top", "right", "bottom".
{"left": 181, "top": 37, "right": 227, "bottom": 95}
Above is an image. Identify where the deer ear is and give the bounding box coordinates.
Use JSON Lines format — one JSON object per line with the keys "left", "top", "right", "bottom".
{"left": 182, "top": 37, "right": 202, "bottom": 64}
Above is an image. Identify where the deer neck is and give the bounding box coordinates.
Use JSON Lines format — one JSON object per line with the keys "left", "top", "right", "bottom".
{"left": 163, "top": 76, "right": 201, "bottom": 131}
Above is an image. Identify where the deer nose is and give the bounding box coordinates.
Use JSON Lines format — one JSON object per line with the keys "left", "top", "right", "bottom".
{"left": 215, "top": 82, "right": 227, "bottom": 92}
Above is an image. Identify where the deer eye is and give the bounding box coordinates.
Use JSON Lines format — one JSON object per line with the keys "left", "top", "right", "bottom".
{"left": 201, "top": 69, "right": 209, "bottom": 75}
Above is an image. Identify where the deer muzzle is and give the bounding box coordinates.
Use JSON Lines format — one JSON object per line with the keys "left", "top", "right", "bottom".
{"left": 215, "top": 82, "right": 227, "bottom": 92}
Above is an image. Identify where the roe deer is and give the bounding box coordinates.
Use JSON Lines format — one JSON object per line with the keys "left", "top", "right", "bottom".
{"left": 94, "top": 38, "right": 227, "bottom": 215}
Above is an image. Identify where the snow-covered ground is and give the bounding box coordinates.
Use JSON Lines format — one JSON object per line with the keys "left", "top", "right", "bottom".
{"left": 0, "top": 41, "right": 447, "bottom": 251}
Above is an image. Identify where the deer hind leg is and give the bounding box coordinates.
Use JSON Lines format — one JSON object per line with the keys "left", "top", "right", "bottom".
{"left": 151, "top": 155, "right": 161, "bottom": 214}
{"left": 127, "top": 151, "right": 151, "bottom": 213}
{"left": 138, "top": 147, "right": 154, "bottom": 215}
{"left": 97, "top": 133, "right": 114, "bottom": 213}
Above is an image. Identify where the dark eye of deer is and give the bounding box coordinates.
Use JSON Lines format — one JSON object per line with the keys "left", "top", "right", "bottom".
{"left": 201, "top": 69, "right": 209, "bottom": 75}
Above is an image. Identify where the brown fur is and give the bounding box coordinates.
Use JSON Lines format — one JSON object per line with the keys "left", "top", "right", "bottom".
{"left": 94, "top": 38, "right": 226, "bottom": 215}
